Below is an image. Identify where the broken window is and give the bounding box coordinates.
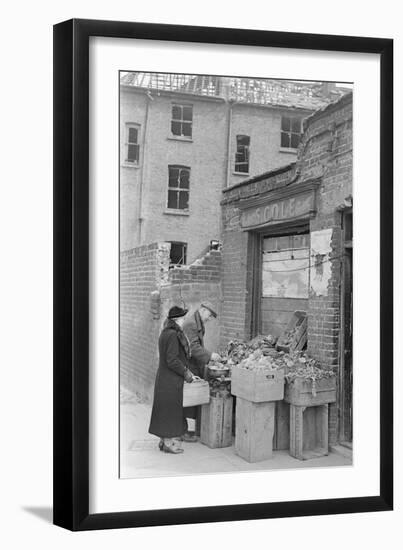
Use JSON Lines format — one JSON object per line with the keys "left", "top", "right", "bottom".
{"left": 167, "top": 165, "right": 190, "bottom": 210}
{"left": 125, "top": 123, "right": 140, "bottom": 164}
{"left": 168, "top": 242, "right": 187, "bottom": 267}
{"left": 281, "top": 116, "right": 303, "bottom": 149}
{"left": 171, "top": 104, "right": 193, "bottom": 138}
{"left": 235, "top": 135, "right": 250, "bottom": 173}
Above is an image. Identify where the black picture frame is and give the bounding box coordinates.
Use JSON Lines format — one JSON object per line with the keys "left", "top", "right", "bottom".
{"left": 53, "top": 18, "right": 393, "bottom": 531}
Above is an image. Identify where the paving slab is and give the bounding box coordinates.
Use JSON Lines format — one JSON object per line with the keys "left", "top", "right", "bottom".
{"left": 120, "top": 400, "right": 352, "bottom": 479}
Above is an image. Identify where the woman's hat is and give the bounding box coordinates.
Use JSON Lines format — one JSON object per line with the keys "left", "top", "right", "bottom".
{"left": 168, "top": 306, "right": 188, "bottom": 319}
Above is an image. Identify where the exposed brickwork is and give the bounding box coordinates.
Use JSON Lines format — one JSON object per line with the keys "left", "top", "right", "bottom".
{"left": 220, "top": 93, "right": 352, "bottom": 444}
{"left": 120, "top": 243, "right": 222, "bottom": 401}
{"left": 120, "top": 242, "right": 170, "bottom": 397}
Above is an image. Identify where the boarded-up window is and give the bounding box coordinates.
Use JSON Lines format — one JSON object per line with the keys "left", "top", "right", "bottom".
{"left": 262, "top": 234, "right": 310, "bottom": 299}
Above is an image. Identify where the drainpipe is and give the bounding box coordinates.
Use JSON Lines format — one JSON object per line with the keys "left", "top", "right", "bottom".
{"left": 138, "top": 90, "right": 153, "bottom": 244}
{"left": 225, "top": 100, "right": 238, "bottom": 189}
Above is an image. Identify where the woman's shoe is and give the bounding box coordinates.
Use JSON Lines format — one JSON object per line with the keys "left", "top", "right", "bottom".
{"left": 162, "top": 444, "right": 184, "bottom": 454}
{"left": 158, "top": 440, "right": 164, "bottom": 451}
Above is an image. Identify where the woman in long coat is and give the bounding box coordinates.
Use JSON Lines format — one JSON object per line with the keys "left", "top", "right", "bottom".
{"left": 149, "top": 306, "right": 195, "bottom": 454}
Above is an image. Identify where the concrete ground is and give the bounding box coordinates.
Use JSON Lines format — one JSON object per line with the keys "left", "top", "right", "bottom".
{"left": 120, "top": 391, "right": 352, "bottom": 479}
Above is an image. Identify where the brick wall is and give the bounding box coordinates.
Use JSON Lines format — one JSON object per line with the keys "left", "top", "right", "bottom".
{"left": 120, "top": 243, "right": 222, "bottom": 401}
{"left": 299, "top": 94, "right": 353, "bottom": 444}
{"left": 120, "top": 242, "right": 170, "bottom": 398}
{"left": 220, "top": 93, "right": 352, "bottom": 444}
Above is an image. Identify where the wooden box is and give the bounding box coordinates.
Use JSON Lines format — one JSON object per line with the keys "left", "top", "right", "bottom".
{"left": 183, "top": 380, "right": 210, "bottom": 407}
{"left": 200, "top": 393, "right": 233, "bottom": 448}
{"left": 276, "top": 310, "right": 307, "bottom": 353}
{"left": 284, "top": 377, "right": 336, "bottom": 407}
{"left": 231, "top": 366, "right": 284, "bottom": 402}
{"left": 235, "top": 397, "right": 275, "bottom": 462}
{"left": 273, "top": 400, "right": 290, "bottom": 450}
{"left": 289, "top": 403, "right": 329, "bottom": 460}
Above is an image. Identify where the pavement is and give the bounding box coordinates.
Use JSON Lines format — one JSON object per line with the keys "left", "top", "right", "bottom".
{"left": 120, "top": 392, "right": 352, "bottom": 479}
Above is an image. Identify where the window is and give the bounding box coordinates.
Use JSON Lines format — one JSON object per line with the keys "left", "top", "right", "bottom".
{"left": 168, "top": 242, "right": 187, "bottom": 267}
{"left": 235, "top": 135, "right": 250, "bottom": 173}
{"left": 125, "top": 124, "right": 140, "bottom": 164}
{"left": 281, "top": 116, "right": 302, "bottom": 149}
{"left": 171, "top": 104, "right": 193, "bottom": 138}
{"left": 167, "top": 166, "right": 190, "bottom": 210}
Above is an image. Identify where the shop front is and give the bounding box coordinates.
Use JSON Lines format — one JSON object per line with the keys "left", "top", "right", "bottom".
{"left": 238, "top": 180, "right": 320, "bottom": 340}
{"left": 220, "top": 92, "right": 353, "bottom": 446}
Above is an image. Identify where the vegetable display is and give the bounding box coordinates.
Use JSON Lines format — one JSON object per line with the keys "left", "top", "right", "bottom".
{"left": 213, "top": 334, "right": 335, "bottom": 396}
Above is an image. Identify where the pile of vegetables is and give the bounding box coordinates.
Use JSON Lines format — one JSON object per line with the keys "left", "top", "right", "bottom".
{"left": 215, "top": 335, "right": 335, "bottom": 396}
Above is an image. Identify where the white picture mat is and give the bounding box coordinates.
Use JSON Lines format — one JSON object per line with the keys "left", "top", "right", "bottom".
{"left": 89, "top": 36, "right": 380, "bottom": 514}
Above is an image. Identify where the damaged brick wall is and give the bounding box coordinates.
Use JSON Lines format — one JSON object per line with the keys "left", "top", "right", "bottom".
{"left": 120, "top": 243, "right": 222, "bottom": 401}
{"left": 120, "top": 242, "right": 170, "bottom": 398}
{"left": 299, "top": 94, "right": 353, "bottom": 445}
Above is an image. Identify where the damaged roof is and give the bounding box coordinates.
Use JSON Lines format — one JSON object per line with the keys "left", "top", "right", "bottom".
{"left": 120, "top": 72, "right": 350, "bottom": 110}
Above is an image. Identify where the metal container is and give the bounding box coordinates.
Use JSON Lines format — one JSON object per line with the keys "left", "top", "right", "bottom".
{"left": 207, "top": 364, "right": 230, "bottom": 378}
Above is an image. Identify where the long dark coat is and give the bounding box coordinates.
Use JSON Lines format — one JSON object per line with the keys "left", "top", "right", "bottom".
{"left": 183, "top": 311, "right": 212, "bottom": 378}
{"left": 183, "top": 311, "right": 212, "bottom": 420}
{"left": 148, "top": 321, "right": 189, "bottom": 439}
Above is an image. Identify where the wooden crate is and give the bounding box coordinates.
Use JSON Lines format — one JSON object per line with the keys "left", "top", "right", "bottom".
{"left": 183, "top": 380, "right": 210, "bottom": 407}
{"left": 235, "top": 397, "right": 275, "bottom": 462}
{"left": 273, "top": 400, "right": 290, "bottom": 450}
{"left": 276, "top": 310, "right": 307, "bottom": 353}
{"left": 231, "top": 366, "right": 284, "bottom": 402}
{"left": 200, "top": 393, "right": 233, "bottom": 448}
{"left": 284, "top": 377, "right": 336, "bottom": 407}
{"left": 289, "top": 403, "right": 329, "bottom": 460}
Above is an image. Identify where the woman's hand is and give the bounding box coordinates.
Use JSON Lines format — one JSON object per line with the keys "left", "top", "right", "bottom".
{"left": 184, "top": 369, "right": 194, "bottom": 383}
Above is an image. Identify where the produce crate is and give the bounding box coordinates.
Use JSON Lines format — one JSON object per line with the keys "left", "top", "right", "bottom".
{"left": 231, "top": 366, "right": 284, "bottom": 402}
{"left": 235, "top": 397, "right": 275, "bottom": 462}
{"left": 183, "top": 380, "right": 210, "bottom": 407}
{"left": 276, "top": 310, "right": 307, "bottom": 353}
{"left": 284, "top": 377, "right": 336, "bottom": 407}
{"left": 289, "top": 403, "right": 329, "bottom": 460}
{"left": 273, "top": 400, "right": 290, "bottom": 450}
{"left": 200, "top": 393, "right": 233, "bottom": 448}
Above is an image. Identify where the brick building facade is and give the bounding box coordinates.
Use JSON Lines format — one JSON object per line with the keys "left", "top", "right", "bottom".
{"left": 120, "top": 73, "right": 345, "bottom": 263}
{"left": 220, "top": 92, "right": 353, "bottom": 445}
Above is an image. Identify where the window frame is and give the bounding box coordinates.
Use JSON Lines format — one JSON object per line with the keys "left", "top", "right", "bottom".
{"left": 280, "top": 115, "right": 303, "bottom": 150}
{"left": 171, "top": 103, "right": 193, "bottom": 139}
{"left": 234, "top": 134, "right": 250, "bottom": 174}
{"left": 167, "top": 165, "right": 190, "bottom": 212}
{"left": 124, "top": 122, "right": 140, "bottom": 165}
{"left": 168, "top": 241, "right": 188, "bottom": 267}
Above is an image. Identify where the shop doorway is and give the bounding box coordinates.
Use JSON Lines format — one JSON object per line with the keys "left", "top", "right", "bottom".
{"left": 339, "top": 211, "right": 353, "bottom": 445}
{"left": 260, "top": 231, "right": 310, "bottom": 337}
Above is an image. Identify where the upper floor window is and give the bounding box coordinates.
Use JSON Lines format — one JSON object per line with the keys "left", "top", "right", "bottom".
{"left": 125, "top": 123, "right": 140, "bottom": 164}
{"left": 235, "top": 135, "right": 250, "bottom": 173}
{"left": 171, "top": 104, "right": 193, "bottom": 138}
{"left": 281, "top": 116, "right": 302, "bottom": 149}
{"left": 167, "top": 166, "right": 190, "bottom": 210}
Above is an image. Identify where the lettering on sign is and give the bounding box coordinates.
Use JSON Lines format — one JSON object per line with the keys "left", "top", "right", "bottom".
{"left": 240, "top": 191, "right": 315, "bottom": 229}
